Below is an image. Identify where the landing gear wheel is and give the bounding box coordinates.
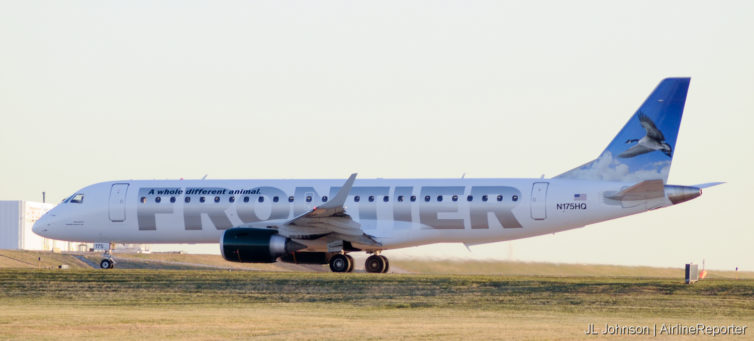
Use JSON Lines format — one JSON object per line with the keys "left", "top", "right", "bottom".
{"left": 329, "top": 254, "right": 351, "bottom": 273}
{"left": 379, "top": 255, "right": 389, "bottom": 273}
{"left": 100, "top": 259, "right": 113, "bottom": 269}
{"left": 345, "top": 254, "right": 355, "bottom": 272}
{"left": 365, "top": 255, "right": 386, "bottom": 273}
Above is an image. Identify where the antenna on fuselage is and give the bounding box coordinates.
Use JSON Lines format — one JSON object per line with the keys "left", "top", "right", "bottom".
{"left": 201, "top": 174, "right": 208, "bottom": 180}
{"left": 461, "top": 173, "right": 466, "bottom": 179}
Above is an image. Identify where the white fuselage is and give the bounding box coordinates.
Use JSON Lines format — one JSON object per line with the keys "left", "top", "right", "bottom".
{"left": 33, "top": 178, "right": 669, "bottom": 251}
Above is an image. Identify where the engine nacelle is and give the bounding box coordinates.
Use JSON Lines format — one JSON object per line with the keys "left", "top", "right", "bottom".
{"left": 221, "top": 228, "right": 306, "bottom": 263}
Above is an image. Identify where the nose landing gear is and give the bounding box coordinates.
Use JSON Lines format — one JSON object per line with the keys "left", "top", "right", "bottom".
{"left": 99, "top": 257, "right": 114, "bottom": 269}
{"left": 98, "top": 243, "right": 116, "bottom": 269}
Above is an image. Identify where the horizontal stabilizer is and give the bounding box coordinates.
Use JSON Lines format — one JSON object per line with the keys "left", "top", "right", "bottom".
{"left": 693, "top": 182, "right": 725, "bottom": 189}
{"left": 604, "top": 179, "right": 665, "bottom": 201}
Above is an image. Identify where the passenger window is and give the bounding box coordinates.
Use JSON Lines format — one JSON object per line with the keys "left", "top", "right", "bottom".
{"left": 383, "top": 195, "right": 389, "bottom": 202}
{"left": 243, "top": 196, "right": 250, "bottom": 203}
{"left": 497, "top": 195, "right": 503, "bottom": 202}
{"left": 452, "top": 195, "right": 458, "bottom": 202}
{"left": 273, "top": 196, "right": 279, "bottom": 203}
{"left": 410, "top": 195, "right": 416, "bottom": 202}
{"left": 140, "top": 197, "right": 146, "bottom": 203}
{"left": 368, "top": 195, "right": 374, "bottom": 202}
{"left": 424, "top": 195, "right": 430, "bottom": 202}
{"left": 306, "top": 196, "right": 312, "bottom": 203}
{"left": 155, "top": 197, "right": 162, "bottom": 203}
{"left": 229, "top": 197, "right": 235, "bottom": 203}
{"left": 354, "top": 196, "right": 360, "bottom": 202}
{"left": 170, "top": 197, "right": 176, "bottom": 203}
{"left": 288, "top": 196, "right": 294, "bottom": 203}
{"left": 200, "top": 197, "right": 206, "bottom": 203}
{"left": 214, "top": 196, "right": 220, "bottom": 203}
{"left": 482, "top": 195, "right": 488, "bottom": 202}
{"left": 437, "top": 195, "right": 443, "bottom": 202}
{"left": 467, "top": 195, "right": 473, "bottom": 202}
{"left": 185, "top": 197, "right": 191, "bottom": 203}
{"left": 322, "top": 196, "right": 328, "bottom": 202}
{"left": 398, "top": 195, "right": 404, "bottom": 202}
{"left": 258, "top": 196, "right": 264, "bottom": 203}
{"left": 512, "top": 195, "right": 519, "bottom": 202}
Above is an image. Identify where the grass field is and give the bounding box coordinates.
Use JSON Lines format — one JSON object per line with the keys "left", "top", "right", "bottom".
{"left": 0, "top": 269, "right": 752, "bottom": 340}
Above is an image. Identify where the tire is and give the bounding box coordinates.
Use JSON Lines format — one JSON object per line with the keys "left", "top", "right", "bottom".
{"left": 329, "top": 254, "right": 350, "bottom": 273}
{"left": 379, "top": 255, "right": 389, "bottom": 273}
{"left": 365, "top": 255, "right": 385, "bottom": 273}
{"left": 380, "top": 255, "right": 390, "bottom": 273}
{"left": 100, "top": 259, "right": 112, "bottom": 269}
{"left": 345, "top": 254, "right": 355, "bottom": 272}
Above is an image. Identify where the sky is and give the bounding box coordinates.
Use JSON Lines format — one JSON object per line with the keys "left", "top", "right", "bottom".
{"left": 1, "top": 1, "right": 752, "bottom": 271}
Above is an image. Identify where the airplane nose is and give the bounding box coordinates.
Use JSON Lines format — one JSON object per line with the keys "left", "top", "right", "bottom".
{"left": 32, "top": 214, "right": 51, "bottom": 237}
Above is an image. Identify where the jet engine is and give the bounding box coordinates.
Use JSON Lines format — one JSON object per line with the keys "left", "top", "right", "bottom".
{"left": 221, "top": 228, "right": 306, "bottom": 263}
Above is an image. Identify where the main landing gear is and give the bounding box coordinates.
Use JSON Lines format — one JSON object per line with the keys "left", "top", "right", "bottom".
{"left": 365, "top": 254, "right": 389, "bottom": 273}
{"left": 329, "top": 254, "right": 355, "bottom": 273}
{"left": 327, "top": 253, "right": 390, "bottom": 273}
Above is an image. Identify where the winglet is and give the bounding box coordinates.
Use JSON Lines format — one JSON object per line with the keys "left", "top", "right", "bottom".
{"left": 315, "top": 173, "right": 357, "bottom": 212}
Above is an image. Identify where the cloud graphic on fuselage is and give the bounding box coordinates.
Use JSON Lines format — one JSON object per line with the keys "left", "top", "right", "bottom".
{"left": 558, "top": 151, "right": 670, "bottom": 183}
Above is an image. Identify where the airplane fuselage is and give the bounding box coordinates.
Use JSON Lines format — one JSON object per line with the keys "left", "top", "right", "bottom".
{"left": 34, "top": 178, "right": 668, "bottom": 251}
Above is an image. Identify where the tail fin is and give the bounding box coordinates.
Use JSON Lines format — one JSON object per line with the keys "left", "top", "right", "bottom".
{"left": 557, "top": 78, "right": 690, "bottom": 183}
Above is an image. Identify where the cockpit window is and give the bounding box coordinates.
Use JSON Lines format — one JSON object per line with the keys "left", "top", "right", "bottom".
{"left": 69, "top": 194, "right": 84, "bottom": 204}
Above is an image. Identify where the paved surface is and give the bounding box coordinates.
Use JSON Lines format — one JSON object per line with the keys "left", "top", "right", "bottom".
{"left": 72, "top": 255, "right": 99, "bottom": 269}
{"left": 71, "top": 252, "right": 409, "bottom": 273}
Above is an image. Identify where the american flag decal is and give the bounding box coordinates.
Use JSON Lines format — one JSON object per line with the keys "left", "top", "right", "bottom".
{"left": 574, "top": 193, "right": 587, "bottom": 201}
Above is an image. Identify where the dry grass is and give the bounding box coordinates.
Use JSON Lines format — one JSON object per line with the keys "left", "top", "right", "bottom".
{"left": 391, "top": 259, "right": 754, "bottom": 279}
{"left": 0, "top": 250, "right": 90, "bottom": 269}
{"left": 4, "top": 303, "right": 749, "bottom": 340}
{"left": 0, "top": 269, "right": 752, "bottom": 340}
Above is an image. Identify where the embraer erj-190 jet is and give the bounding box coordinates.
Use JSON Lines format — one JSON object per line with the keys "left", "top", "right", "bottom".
{"left": 33, "top": 78, "right": 719, "bottom": 272}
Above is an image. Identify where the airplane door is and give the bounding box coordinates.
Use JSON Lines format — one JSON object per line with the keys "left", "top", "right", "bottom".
{"left": 530, "top": 182, "right": 549, "bottom": 220}
{"left": 108, "top": 183, "right": 129, "bottom": 222}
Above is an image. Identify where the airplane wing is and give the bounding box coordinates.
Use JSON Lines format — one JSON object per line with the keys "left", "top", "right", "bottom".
{"left": 275, "top": 173, "right": 382, "bottom": 247}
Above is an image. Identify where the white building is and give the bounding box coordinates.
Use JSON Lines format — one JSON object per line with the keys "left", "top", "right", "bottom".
{"left": 0, "top": 200, "right": 84, "bottom": 251}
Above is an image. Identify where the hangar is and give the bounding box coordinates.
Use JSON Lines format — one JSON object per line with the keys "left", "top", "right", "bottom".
{"left": 0, "top": 200, "right": 80, "bottom": 251}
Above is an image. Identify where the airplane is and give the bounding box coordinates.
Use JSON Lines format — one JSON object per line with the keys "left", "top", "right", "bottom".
{"left": 32, "top": 77, "right": 720, "bottom": 272}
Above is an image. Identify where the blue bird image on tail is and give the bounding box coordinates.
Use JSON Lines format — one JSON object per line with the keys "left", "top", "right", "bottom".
{"left": 557, "top": 78, "right": 690, "bottom": 183}
{"left": 618, "top": 112, "right": 672, "bottom": 158}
